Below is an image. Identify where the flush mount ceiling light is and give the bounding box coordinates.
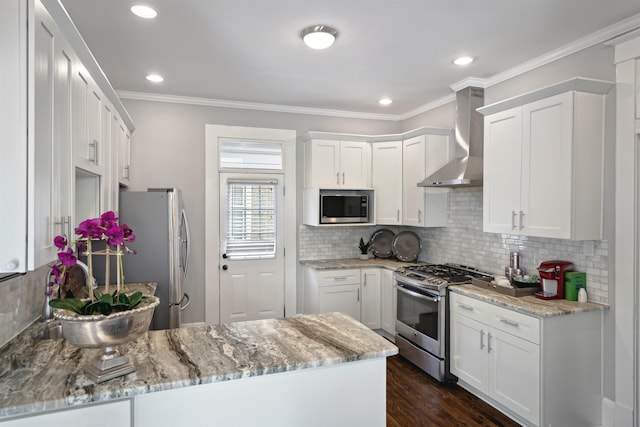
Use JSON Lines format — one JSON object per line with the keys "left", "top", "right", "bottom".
{"left": 453, "top": 56, "right": 474, "bottom": 66}
{"left": 378, "top": 97, "right": 393, "bottom": 106}
{"left": 301, "top": 25, "right": 338, "bottom": 50}
{"left": 146, "top": 74, "right": 164, "bottom": 83}
{"left": 131, "top": 4, "right": 157, "bottom": 19}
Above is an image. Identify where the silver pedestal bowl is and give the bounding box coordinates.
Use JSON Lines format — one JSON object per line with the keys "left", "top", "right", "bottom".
{"left": 54, "top": 296, "right": 159, "bottom": 383}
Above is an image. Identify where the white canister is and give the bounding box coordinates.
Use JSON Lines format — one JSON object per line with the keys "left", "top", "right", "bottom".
{"left": 578, "top": 287, "right": 588, "bottom": 303}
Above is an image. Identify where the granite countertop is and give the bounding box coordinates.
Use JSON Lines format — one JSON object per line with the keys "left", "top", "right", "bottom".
{"left": 0, "top": 312, "right": 397, "bottom": 419}
{"left": 450, "top": 284, "right": 609, "bottom": 318}
{"left": 301, "top": 257, "right": 425, "bottom": 270}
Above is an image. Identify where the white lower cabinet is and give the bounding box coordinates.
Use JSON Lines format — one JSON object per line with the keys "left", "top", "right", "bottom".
{"left": 304, "top": 266, "right": 387, "bottom": 329}
{"left": 2, "top": 400, "right": 131, "bottom": 427}
{"left": 450, "top": 291, "right": 603, "bottom": 427}
{"left": 380, "top": 269, "right": 396, "bottom": 336}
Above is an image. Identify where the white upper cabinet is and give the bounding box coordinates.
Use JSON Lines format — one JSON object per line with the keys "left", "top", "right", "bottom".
{"left": 402, "top": 132, "right": 450, "bottom": 227}
{"left": 1, "top": 0, "right": 134, "bottom": 272}
{"left": 372, "top": 141, "right": 403, "bottom": 225}
{"left": 480, "top": 78, "right": 613, "bottom": 240}
{"left": 118, "top": 119, "right": 131, "bottom": 186}
{"left": 303, "top": 137, "right": 371, "bottom": 189}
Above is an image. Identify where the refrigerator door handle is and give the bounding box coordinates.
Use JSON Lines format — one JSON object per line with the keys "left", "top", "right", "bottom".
{"left": 178, "top": 293, "right": 190, "bottom": 310}
{"left": 180, "top": 208, "right": 191, "bottom": 277}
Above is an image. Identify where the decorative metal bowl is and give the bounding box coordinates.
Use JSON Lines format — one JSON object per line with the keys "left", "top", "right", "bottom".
{"left": 53, "top": 296, "right": 159, "bottom": 383}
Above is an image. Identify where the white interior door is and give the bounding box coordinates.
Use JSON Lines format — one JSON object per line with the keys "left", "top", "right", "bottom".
{"left": 219, "top": 173, "right": 284, "bottom": 324}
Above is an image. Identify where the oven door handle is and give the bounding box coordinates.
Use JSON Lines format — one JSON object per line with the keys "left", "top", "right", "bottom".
{"left": 396, "top": 284, "right": 440, "bottom": 302}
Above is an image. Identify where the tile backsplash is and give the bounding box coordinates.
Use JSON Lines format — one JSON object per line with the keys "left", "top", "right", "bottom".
{"left": 0, "top": 265, "right": 47, "bottom": 348}
{"left": 299, "top": 187, "right": 609, "bottom": 304}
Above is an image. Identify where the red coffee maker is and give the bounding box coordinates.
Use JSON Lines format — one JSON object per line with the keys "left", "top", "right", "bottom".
{"left": 535, "top": 260, "right": 574, "bottom": 300}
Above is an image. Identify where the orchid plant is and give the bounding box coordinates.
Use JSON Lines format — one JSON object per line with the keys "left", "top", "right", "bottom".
{"left": 48, "top": 211, "right": 142, "bottom": 316}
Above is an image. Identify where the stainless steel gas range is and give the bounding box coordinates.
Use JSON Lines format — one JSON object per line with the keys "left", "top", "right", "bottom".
{"left": 393, "top": 263, "right": 492, "bottom": 382}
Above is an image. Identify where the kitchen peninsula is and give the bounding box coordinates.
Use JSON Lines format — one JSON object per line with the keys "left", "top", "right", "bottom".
{"left": 0, "top": 312, "right": 397, "bottom": 426}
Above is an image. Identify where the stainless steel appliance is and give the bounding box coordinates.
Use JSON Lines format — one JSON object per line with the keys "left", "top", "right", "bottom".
{"left": 118, "top": 188, "right": 191, "bottom": 330}
{"left": 394, "top": 263, "right": 492, "bottom": 381}
{"left": 319, "top": 189, "right": 371, "bottom": 224}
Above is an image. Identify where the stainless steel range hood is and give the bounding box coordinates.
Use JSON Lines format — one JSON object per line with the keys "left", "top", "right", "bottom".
{"left": 418, "top": 86, "right": 484, "bottom": 187}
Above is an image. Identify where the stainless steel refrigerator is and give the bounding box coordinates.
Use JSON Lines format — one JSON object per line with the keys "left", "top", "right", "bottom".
{"left": 118, "top": 188, "right": 190, "bottom": 330}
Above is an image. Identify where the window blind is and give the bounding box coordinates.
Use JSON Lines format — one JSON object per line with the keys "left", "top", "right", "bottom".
{"left": 225, "top": 180, "right": 277, "bottom": 259}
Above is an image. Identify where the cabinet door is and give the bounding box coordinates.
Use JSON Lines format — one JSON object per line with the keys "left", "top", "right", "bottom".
{"left": 340, "top": 141, "right": 371, "bottom": 188}
{"left": 117, "top": 119, "right": 131, "bottom": 185}
{"left": 450, "top": 313, "right": 489, "bottom": 394}
{"left": 402, "top": 135, "right": 426, "bottom": 226}
{"left": 423, "top": 133, "right": 450, "bottom": 227}
{"left": 305, "top": 140, "right": 340, "bottom": 188}
{"left": 489, "top": 328, "right": 540, "bottom": 425}
{"left": 521, "top": 92, "right": 573, "bottom": 238}
{"left": 102, "top": 102, "right": 116, "bottom": 212}
{"left": 318, "top": 284, "right": 360, "bottom": 321}
{"left": 372, "top": 141, "right": 402, "bottom": 224}
{"left": 380, "top": 269, "right": 396, "bottom": 336}
{"left": 33, "top": 6, "right": 73, "bottom": 267}
{"left": 360, "top": 268, "right": 381, "bottom": 329}
{"left": 483, "top": 107, "right": 522, "bottom": 234}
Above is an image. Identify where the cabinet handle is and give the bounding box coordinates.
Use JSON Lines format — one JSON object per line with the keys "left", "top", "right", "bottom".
{"left": 336, "top": 172, "right": 340, "bottom": 185}
{"left": 124, "top": 165, "right": 130, "bottom": 179}
{"left": 342, "top": 172, "right": 345, "bottom": 185}
{"left": 500, "top": 318, "right": 520, "bottom": 328}
{"left": 65, "top": 216, "right": 72, "bottom": 237}
{"left": 357, "top": 288, "right": 360, "bottom": 302}
{"left": 480, "top": 329, "right": 485, "bottom": 350}
{"left": 88, "top": 139, "right": 98, "bottom": 163}
{"left": 487, "top": 332, "right": 492, "bottom": 353}
{"left": 94, "top": 140, "right": 99, "bottom": 165}
{"left": 511, "top": 211, "right": 517, "bottom": 230}
{"left": 459, "top": 303, "right": 474, "bottom": 311}
{"left": 418, "top": 209, "right": 422, "bottom": 223}
{"left": 332, "top": 276, "right": 347, "bottom": 281}
{"left": 519, "top": 211, "right": 524, "bottom": 230}
{"left": 397, "top": 209, "right": 400, "bottom": 222}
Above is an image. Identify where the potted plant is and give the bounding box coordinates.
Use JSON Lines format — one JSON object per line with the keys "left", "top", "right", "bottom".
{"left": 47, "top": 211, "right": 159, "bottom": 383}
{"left": 358, "top": 237, "right": 370, "bottom": 260}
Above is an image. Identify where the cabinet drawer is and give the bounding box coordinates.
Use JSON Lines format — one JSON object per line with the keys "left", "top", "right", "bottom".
{"left": 316, "top": 269, "right": 361, "bottom": 286}
{"left": 450, "top": 293, "right": 488, "bottom": 323}
{"left": 486, "top": 304, "right": 540, "bottom": 344}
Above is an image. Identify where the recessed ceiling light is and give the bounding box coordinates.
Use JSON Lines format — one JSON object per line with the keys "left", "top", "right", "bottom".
{"left": 301, "top": 25, "right": 338, "bottom": 50}
{"left": 453, "top": 56, "right": 474, "bottom": 66}
{"left": 131, "top": 4, "right": 157, "bottom": 19}
{"left": 146, "top": 74, "right": 164, "bottom": 83}
{"left": 378, "top": 97, "right": 393, "bottom": 106}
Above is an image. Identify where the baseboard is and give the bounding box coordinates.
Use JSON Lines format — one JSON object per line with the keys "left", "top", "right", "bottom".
{"left": 602, "top": 397, "right": 634, "bottom": 427}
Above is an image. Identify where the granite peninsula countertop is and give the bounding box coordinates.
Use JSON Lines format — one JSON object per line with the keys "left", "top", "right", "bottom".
{"left": 450, "top": 284, "right": 609, "bottom": 318}
{"left": 0, "top": 312, "right": 397, "bottom": 419}
{"left": 301, "top": 257, "right": 425, "bottom": 270}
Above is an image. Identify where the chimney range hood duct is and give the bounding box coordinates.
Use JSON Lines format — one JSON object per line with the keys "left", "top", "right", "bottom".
{"left": 418, "top": 86, "right": 484, "bottom": 187}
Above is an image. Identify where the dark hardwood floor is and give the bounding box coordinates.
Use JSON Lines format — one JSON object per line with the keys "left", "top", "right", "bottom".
{"left": 387, "top": 356, "right": 521, "bottom": 427}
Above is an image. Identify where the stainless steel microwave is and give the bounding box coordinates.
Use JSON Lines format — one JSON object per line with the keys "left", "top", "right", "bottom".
{"left": 319, "top": 190, "right": 371, "bottom": 224}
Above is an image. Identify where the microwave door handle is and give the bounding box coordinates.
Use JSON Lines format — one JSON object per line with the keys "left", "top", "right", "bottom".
{"left": 397, "top": 284, "right": 440, "bottom": 303}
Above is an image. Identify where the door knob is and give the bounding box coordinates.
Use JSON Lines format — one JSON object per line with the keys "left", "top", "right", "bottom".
{"left": 222, "top": 265, "right": 228, "bottom": 270}
{"left": 222, "top": 253, "right": 228, "bottom": 259}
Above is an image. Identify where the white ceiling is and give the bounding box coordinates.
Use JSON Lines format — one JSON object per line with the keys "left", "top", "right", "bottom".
{"left": 60, "top": 0, "right": 640, "bottom": 119}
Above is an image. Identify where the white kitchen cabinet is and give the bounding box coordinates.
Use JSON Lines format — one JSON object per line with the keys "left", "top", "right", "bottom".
{"left": 304, "top": 267, "right": 361, "bottom": 321}
{"left": 303, "top": 138, "right": 371, "bottom": 189}
{"left": 450, "top": 291, "right": 603, "bottom": 426}
{"left": 72, "top": 69, "right": 106, "bottom": 178}
{"left": 2, "top": 399, "right": 132, "bottom": 427}
{"left": 318, "top": 284, "right": 361, "bottom": 321}
{"left": 118, "top": 119, "right": 131, "bottom": 186}
{"left": 402, "top": 132, "right": 450, "bottom": 227}
{"left": 380, "top": 269, "right": 396, "bottom": 336}
{"left": 32, "top": 1, "right": 74, "bottom": 267}
{"left": 372, "top": 141, "right": 403, "bottom": 224}
{"left": 480, "top": 78, "right": 613, "bottom": 239}
{"left": 361, "top": 268, "right": 381, "bottom": 329}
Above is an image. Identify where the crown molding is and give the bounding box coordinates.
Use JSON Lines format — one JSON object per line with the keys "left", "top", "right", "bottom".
{"left": 118, "top": 13, "right": 640, "bottom": 122}
{"left": 116, "top": 91, "right": 401, "bottom": 121}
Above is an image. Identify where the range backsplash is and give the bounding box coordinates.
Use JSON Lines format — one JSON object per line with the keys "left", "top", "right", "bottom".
{"left": 299, "top": 187, "right": 609, "bottom": 304}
